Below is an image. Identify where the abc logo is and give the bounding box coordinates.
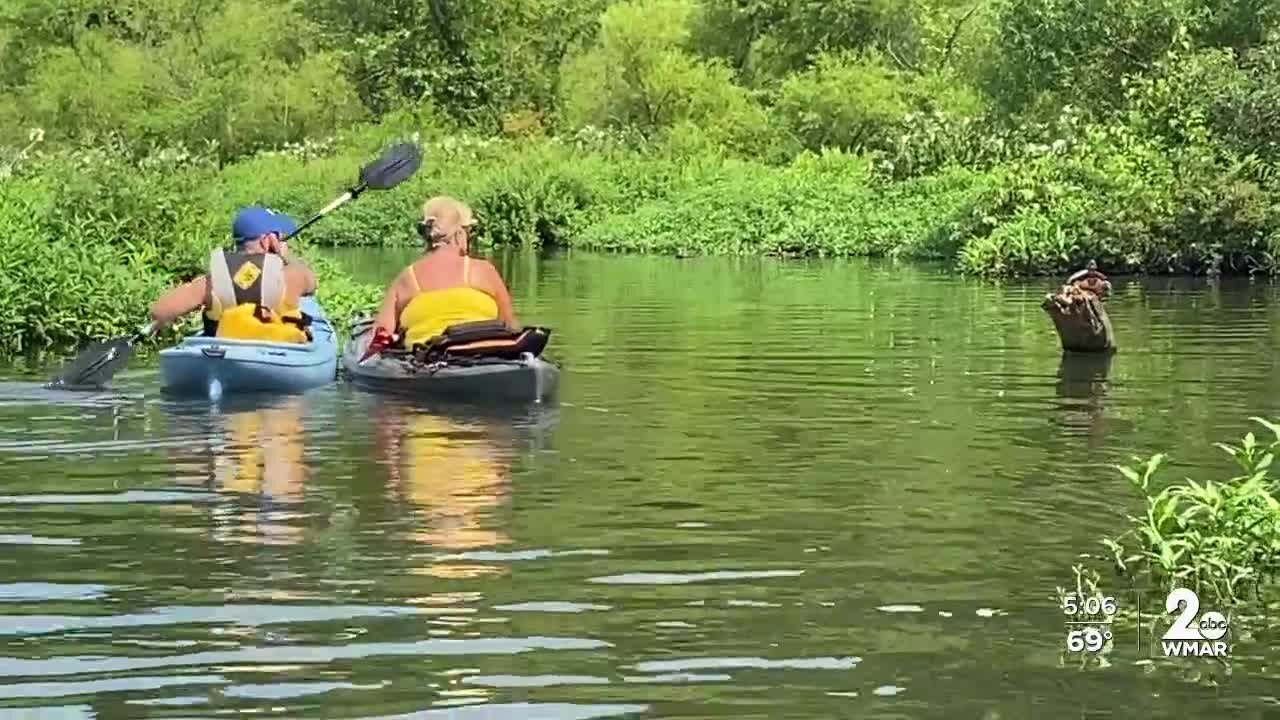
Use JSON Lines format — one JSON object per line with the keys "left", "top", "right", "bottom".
{"left": 1195, "top": 611, "right": 1228, "bottom": 640}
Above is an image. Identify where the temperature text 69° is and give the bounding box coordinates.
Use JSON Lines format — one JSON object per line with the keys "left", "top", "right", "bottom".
{"left": 1066, "top": 627, "right": 1112, "bottom": 653}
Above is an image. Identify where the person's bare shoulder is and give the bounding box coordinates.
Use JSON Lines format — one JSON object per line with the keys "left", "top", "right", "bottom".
{"left": 397, "top": 263, "right": 420, "bottom": 291}
{"left": 284, "top": 264, "right": 317, "bottom": 296}
{"left": 473, "top": 258, "right": 505, "bottom": 285}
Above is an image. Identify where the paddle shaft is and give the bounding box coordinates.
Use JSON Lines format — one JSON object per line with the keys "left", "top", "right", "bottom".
{"left": 287, "top": 184, "right": 368, "bottom": 240}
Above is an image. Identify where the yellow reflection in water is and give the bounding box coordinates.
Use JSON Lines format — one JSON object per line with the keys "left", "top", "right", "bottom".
{"left": 373, "top": 401, "right": 512, "bottom": 579}
{"left": 210, "top": 395, "right": 308, "bottom": 546}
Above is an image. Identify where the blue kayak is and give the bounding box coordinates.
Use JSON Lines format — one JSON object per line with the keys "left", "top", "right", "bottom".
{"left": 158, "top": 295, "right": 338, "bottom": 399}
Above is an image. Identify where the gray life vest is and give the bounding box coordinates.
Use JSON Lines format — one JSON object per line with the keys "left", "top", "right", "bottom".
{"left": 207, "top": 248, "right": 287, "bottom": 317}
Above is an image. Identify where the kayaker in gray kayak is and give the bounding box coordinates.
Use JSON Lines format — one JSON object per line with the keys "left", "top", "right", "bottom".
{"left": 361, "top": 196, "right": 519, "bottom": 361}
{"left": 150, "top": 206, "right": 319, "bottom": 343}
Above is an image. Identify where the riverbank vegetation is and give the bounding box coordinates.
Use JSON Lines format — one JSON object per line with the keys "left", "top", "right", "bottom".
{"left": 1101, "top": 417, "right": 1280, "bottom": 607}
{"left": 4, "top": 0, "right": 1280, "bottom": 352}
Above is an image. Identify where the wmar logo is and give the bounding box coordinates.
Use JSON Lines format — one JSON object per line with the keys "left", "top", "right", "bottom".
{"left": 1161, "top": 587, "right": 1229, "bottom": 658}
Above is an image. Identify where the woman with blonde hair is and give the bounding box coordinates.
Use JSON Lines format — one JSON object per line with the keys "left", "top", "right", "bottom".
{"left": 361, "top": 196, "right": 519, "bottom": 360}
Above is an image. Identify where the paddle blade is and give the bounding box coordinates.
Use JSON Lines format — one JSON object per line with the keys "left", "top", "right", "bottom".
{"left": 359, "top": 142, "right": 422, "bottom": 190}
{"left": 48, "top": 338, "right": 136, "bottom": 390}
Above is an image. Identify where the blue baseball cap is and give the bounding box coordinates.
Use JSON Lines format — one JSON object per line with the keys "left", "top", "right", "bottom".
{"left": 231, "top": 206, "right": 298, "bottom": 244}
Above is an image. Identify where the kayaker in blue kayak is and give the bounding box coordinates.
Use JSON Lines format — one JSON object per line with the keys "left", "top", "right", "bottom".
{"left": 361, "top": 196, "right": 519, "bottom": 360}
{"left": 150, "top": 206, "right": 319, "bottom": 343}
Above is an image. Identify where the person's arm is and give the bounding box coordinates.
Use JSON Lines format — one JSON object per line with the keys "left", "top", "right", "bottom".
{"left": 287, "top": 264, "right": 317, "bottom": 297}
{"left": 359, "top": 272, "right": 407, "bottom": 361}
{"left": 481, "top": 262, "right": 519, "bottom": 329}
{"left": 373, "top": 270, "right": 406, "bottom": 333}
{"left": 150, "top": 276, "right": 208, "bottom": 329}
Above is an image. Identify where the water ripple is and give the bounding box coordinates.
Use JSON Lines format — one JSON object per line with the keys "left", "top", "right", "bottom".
{"left": 461, "top": 674, "right": 611, "bottom": 688}
{"left": 0, "top": 674, "right": 227, "bottom": 699}
{"left": 0, "top": 637, "right": 610, "bottom": 677}
{"left": 367, "top": 703, "right": 651, "bottom": 720}
{"left": 633, "top": 656, "right": 862, "bottom": 672}
{"left": 492, "top": 602, "right": 612, "bottom": 613}
{"left": 221, "top": 680, "right": 389, "bottom": 699}
{"left": 0, "top": 534, "right": 80, "bottom": 546}
{"left": 0, "top": 583, "right": 107, "bottom": 602}
{"left": 1, "top": 255, "right": 1277, "bottom": 717}
{"left": 0, "top": 490, "right": 219, "bottom": 505}
{"left": 0, "top": 604, "right": 430, "bottom": 636}
{"left": 588, "top": 570, "right": 804, "bottom": 585}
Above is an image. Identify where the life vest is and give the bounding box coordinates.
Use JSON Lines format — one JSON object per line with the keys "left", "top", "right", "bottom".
{"left": 398, "top": 256, "right": 500, "bottom": 348}
{"left": 204, "top": 249, "right": 311, "bottom": 344}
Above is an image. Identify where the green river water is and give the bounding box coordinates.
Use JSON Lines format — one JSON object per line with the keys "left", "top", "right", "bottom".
{"left": 0, "top": 250, "right": 1277, "bottom": 718}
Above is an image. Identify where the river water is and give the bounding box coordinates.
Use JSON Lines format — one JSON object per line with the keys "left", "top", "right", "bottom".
{"left": 0, "top": 251, "right": 1277, "bottom": 718}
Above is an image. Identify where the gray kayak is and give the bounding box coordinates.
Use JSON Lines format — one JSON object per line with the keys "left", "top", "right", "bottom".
{"left": 341, "top": 319, "right": 559, "bottom": 404}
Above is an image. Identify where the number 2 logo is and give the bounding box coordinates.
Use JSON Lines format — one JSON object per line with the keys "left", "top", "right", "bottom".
{"left": 1163, "top": 587, "right": 1228, "bottom": 641}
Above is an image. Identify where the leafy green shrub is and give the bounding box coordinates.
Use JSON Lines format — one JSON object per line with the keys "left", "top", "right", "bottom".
{"left": 558, "top": 0, "right": 775, "bottom": 155}
{"left": 774, "top": 52, "right": 994, "bottom": 175}
{"left": 951, "top": 123, "right": 1279, "bottom": 275}
{"left": 3, "top": 0, "right": 365, "bottom": 161}
{"left": 691, "top": 0, "right": 924, "bottom": 83}
{"left": 0, "top": 182, "right": 172, "bottom": 354}
{"left": 981, "top": 0, "right": 1198, "bottom": 114}
{"left": 575, "top": 150, "right": 987, "bottom": 258}
{"left": 1121, "top": 47, "right": 1245, "bottom": 151}
{"left": 1185, "top": 41, "right": 1280, "bottom": 166}
{"left": 1103, "top": 417, "right": 1280, "bottom": 605}
{"left": 774, "top": 51, "right": 912, "bottom": 154}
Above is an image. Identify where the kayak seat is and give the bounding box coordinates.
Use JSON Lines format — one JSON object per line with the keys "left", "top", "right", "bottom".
{"left": 411, "top": 320, "right": 551, "bottom": 362}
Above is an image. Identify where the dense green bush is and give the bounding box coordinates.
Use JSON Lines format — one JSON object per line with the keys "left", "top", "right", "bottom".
{"left": 774, "top": 52, "right": 911, "bottom": 154}
{"left": 981, "top": 0, "right": 1199, "bottom": 115}
{"left": 558, "top": 0, "right": 776, "bottom": 156}
{"left": 942, "top": 120, "right": 1279, "bottom": 276}
{"left": 573, "top": 150, "right": 988, "bottom": 258}
{"left": 2, "top": 0, "right": 365, "bottom": 160}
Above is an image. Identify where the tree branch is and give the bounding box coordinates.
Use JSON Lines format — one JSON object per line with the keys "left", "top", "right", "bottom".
{"left": 941, "top": 2, "right": 984, "bottom": 70}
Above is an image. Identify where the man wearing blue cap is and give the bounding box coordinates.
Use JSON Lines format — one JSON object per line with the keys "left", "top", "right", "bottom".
{"left": 149, "top": 206, "right": 318, "bottom": 343}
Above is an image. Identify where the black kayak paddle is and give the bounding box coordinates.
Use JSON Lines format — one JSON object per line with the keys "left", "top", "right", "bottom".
{"left": 47, "top": 141, "right": 424, "bottom": 390}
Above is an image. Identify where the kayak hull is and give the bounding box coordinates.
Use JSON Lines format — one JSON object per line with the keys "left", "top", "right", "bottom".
{"left": 158, "top": 296, "right": 338, "bottom": 397}
{"left": 341, "top": 320, "right": 559, "bottom": 404}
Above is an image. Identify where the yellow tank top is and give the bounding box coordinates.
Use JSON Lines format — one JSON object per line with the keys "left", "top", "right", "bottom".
{"left": 398, "top": 257, "right": 499, "bottom": 348}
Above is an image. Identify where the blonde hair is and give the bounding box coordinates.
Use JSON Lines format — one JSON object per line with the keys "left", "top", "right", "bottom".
{"left": 422, "top": 196, "right": 475, "bottom": 248}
